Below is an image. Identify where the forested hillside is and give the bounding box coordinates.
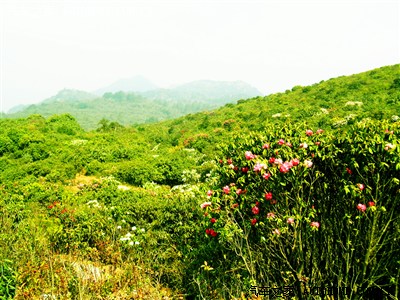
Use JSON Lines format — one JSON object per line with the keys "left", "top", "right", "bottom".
{"left": 0, "top": 64, "right": 399, "bottom": 299}
{"left": 6, "top": 80, "right": 262, "bottom": 130}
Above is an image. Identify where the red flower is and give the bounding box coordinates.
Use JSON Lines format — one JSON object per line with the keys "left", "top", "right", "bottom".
{"left": 368, "top": 201, "right": 375, "bottom": 207}
{"left": 251, "top": 218, "right": 257, "bottom": 226}
{"left": 306, "top": 130, "right": 313, "bottom": 136}
{"left": 270, "top": 199, "right": 277, "bottom": 205}
{"left": 252, "top": 206, "right": 260, "bottom": 215}
{"left": 210, "top": 218, "right": 217, "bottom": 224}
{"left": 255, "top": 201, "right": 260, "bottom": 206}
{"left": 357, "top": 203, "right": 367, "bottom": 212}
{"left": 263, "top": 172, "right": 271, "bottom": 180}
{"left": 265, "top": 192, "right": 273, "bottom": 200}
{"left": 219, "top": 159, "right": 223, "bottom": 164}
{"left": 236, "top": 188, "right": 243, "bottom": 195}
{"left": 269, "top": 157, "right": 276, "bottom": 164}
{"left": 278, "top": 139, "right": 285, "bottom": 145}
{"left": 346, "top": 167, "right": 352, "bottom": 175}
{"left": 210, "top": 229, "right": 218, "bottom": 237}
{"left": 223, "top": 186, "right": 230, "bottom": 194}
{"left": 232, "top": 203, "right": 239, "bottom": 209}
{"left": 227, "top": 158, "right": 233, "bottom": 164}
{"left": 48, "top": 205, "right": 54, "bottom": 209}
{"left": 291, "top": 158, "right": 300, "bottom": 166}
{"left": 207, "top": 190, "right": 213, "bottom": 197}
{"left": 205, "top": 229, "right": 210, "bottom": 235}
{"left": 245, "top": 151, "right": 255, "bottom": 160}
{"left": 242, "top": 167, "right": 249, "bottom": 173}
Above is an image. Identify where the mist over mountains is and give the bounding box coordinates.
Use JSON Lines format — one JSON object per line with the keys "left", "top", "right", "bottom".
{"left": 6, "top": 76, "right": 263, "bottom": 130}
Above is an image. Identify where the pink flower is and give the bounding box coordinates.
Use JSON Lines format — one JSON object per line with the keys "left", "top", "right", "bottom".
{"left": 274, "top": 158, "right": 283, "bottom": 165}
{"left": 299, "top": 142, "right": 308, "bottom": 149}
{"left": 263, "top": 172, "right": 271, "bottom": 180}
{"left": 252, "top": 206, "right": 260, "bottom": 215}
{"left": 306, "top": 130, "right": 313, "bottom": 136}
{"left": 265, "top": 192, "right": 273, "bottom": 200}
{"left": 270, "top": 199, "right": 277, "bottom": 205}
{"left": 286, "top": 142, "right": 292, "bottom": 148}
{"left": 272, "top": 229, "right": 281, "bottom": 235}
{"left": 210, "top": 218, "right": 217, "bottom": 224}
{"left": 223, "top": 186, "right": 230, "bottom": 194}
{"left": 241, "top": 167, "right": 249, "bottom": 173}
{"left": 385, "top": 143, "right": 395, "bottom": 151}
{"left": 245, "top": 151, "right": 255, "bottom": 160}
{"left": 316, "top": 129, "right": 324, "bottom": 134}
{"left": 287, "top": 218, "right": 294, "bottom": 224}
{"left": 304, "top": 160, "right": 313, "bottom": 168}
{"left": 357, "top": 183, "right": 365, "bottom": 191}
{"left": 229, "top": 164, "right": 235, "bottom": 169}
{"left": 357, "top": 203, "right": 366, "bottom": 212}
{"left": 207, "top": 190, "right": 213, "bottom": 197}
{"left": 267, "top": 212, "right": 275, "bottom": 219}
{"left": 278, "top": 139, "right": 285, "bottom": 145}
{"left": 310, "top": 221, "right": 320, "bottom": 228}
{"left": 279, "top": 163, "right": 290, "bottom": 173}
{"left": 368, "top": 201, "right": 375, "bottom": 207}
{"left": 253, "top": 162, "right": 265, "bottom": 172}
{"left": 315, "top": 141, "right": 321, "bottom": 146}
{"left": 291, "top": 158, "right": 300, "bottom": 166}
{"left": 251, "top": 218, "right": 257, "bottom": 226}
{"left": 200, "top": 202, "right": 212, "bottom": 209}
{"left": 262, "top": 143, "right": 270, "bottom": 149}
{"left": 236, "top": 188, "right": 243, "bottom": 195}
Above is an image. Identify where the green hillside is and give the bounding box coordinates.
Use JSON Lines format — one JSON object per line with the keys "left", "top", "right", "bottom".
{"left": 7, "top": 80, "right": 262, "bottom": 130}
{"left": 0, "top": 64, "right": 399, "bottom": 299}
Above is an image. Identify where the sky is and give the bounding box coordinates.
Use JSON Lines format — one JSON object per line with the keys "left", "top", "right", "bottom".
{"left": 0, "top": 0, "right": 399, "bottom": 113}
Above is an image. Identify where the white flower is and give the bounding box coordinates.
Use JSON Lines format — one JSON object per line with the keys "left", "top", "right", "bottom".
{"left": 141, "top": 228, "right": 145, "bottom": 233}
{"left": 126, "top": 232, "right": 132, "bottom": 238}
{"left": 129, "top": 241, "right": 134, "bottom": 246}
{"left": 135, "top": 241, "right": 140, "bottom": 245}
{"left": 122, "top": 219, "right": 126, "bottom": 223}
{"left": 117, "top": 226, "right": 122, "bottom": 230}
{"left": 132, "top": 226, "right": 137, "bottom": 231}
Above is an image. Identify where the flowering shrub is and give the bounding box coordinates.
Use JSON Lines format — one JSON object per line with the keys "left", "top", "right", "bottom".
{"left": 198, "top": 120, "right": 399, "bottom": 298}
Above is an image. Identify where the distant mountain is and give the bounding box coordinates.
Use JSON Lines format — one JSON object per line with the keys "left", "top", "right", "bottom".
{"left": 95, "top": 76, "right": 158, "bottom": 95}
{"left": 7, "top": 79, "right": 262, "bottom": 130}
{"left": 142, "top": 80, "right": 262, "bottom": 106}
{"left": 42, "top": 89, "right": 98, "bottom": 103}
{"left": 7, "top": 104, "right": 28, "bottom": 114}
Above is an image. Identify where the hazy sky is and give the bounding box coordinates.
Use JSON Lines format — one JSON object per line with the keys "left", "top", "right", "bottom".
{"left": 0, "top": 0, "right": 399, "bottom": 112}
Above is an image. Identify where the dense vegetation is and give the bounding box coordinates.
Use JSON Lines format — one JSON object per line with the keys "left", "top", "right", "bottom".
{"left": 0, "top": 64, "right": 399, "bottom": 299}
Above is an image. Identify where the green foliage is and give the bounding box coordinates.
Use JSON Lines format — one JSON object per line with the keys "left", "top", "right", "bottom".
{"left": 0, "top": 260, "right": 16, "bottom": 299}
